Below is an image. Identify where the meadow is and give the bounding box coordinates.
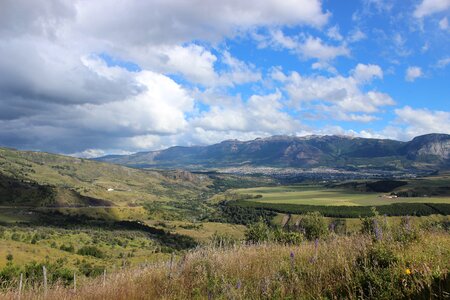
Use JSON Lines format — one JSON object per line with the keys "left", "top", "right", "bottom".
{"left": 229, "top": 177, "right": 450, "bottom": 218}
{"left": 1, "top": 228, "right": 449, "bottom": 299}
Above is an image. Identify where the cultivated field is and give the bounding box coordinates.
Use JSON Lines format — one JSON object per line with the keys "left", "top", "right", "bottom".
{"left": 234, "top": 185, "right": 450, "bottom": 206}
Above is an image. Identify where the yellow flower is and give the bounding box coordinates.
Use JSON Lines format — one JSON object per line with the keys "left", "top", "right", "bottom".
{"left": 405, "top": 268, "right": 411, "bottom": 275}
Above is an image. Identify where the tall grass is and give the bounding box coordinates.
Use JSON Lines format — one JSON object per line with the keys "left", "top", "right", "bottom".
{"left": 1, "top": 231, "right": 449, "bottom": 299}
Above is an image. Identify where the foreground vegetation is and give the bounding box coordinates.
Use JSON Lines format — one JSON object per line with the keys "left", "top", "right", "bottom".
{"left": 1, "top": 228, "right": 448, "bottom": 299}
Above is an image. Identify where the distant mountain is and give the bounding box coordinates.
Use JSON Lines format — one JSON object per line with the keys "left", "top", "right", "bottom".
{"left": 96, "top": 133, "right": 450, "bottom": 171}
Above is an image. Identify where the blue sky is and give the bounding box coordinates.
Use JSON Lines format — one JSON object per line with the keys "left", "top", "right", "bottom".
{"left": 0, "top": 0, "right": 449, "bottom": 156}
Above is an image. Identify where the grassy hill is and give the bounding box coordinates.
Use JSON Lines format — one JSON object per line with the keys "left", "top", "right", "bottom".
{"left": 0, "top": 147, "right": 212, "bottom": 208}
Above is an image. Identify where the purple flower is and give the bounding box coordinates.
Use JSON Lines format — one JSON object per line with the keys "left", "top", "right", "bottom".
{"left": 405, "top": 215, "right": 411, "bottom": 232}
{"left": 330, "top": 222, "right": 335, "bottom": 232}
{"left": 236, "top": 280, "right": 241, "bottom": 289}
{"left": 290, "top": 251, "right": 295, "bottom": 269}
{"left": 373, "top": 219, "right": 382, "bottom": 241}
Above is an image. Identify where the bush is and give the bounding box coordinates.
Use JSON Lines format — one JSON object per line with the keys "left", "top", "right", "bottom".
{"left": 272, "top": 228, "right": 303, "bottom": 245}
{"left": 60, "top": 244, "right": 75, "bottom": 253}
{"left": 360, "top": 207, "right": 389, "bottom": 241}
{"left": 394, "top": 216, "right": 419, "bottom": 243}
{"left": 77, "top": 246, "right": 105, "bottom": 258}
{"left": 0, "top": 264, "right": 20, "bottom": 282}
{"left": 245, "top": 220, "right": 272, "bottom": 243}
{"left": 366, "top": 243, "right": 398, "bottom": 268}
{"left": 209, "top": 232, "right": 238, "bottom": 248}
{"left": 329, "top": 219, "right": 347, "bottom": 235}
{"left": 298, "top": 212, "right": 328, "bottom": 240}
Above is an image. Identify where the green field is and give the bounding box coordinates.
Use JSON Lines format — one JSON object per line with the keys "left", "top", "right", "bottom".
{"left": 234, "top": 185, "right": 450, "bottom": 206}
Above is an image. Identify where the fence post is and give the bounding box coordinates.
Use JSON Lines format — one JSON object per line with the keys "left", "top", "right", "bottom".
{"left": 18, "top": 273, "right": 23, "bottom": 299}
{"left": 42, "top": 265, "right": 47, "bottom": 296}
{"left": 103, "top": 269, "right": 106, "bottom": 287}
{"left": 73, "top": 272, "right": 76, "bottom": 293}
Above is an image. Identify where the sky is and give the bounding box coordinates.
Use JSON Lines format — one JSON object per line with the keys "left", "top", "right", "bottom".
{"left": 0, "top": 0, "right": 449, "bottom": 157}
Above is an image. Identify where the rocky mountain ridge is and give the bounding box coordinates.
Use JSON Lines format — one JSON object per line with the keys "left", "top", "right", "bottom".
{"left": 96, "top": 133, "right": 450, "bottom": 171}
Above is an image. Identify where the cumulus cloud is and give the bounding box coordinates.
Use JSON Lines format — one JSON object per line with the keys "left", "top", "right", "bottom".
{"left": 0, "top": 0, "right": 331, "bottom": 153}
{"left": 273, "top": 64, "right": 393, "bottom": 121}
{"left": 192, "top": 92, "right": 301, "bottom": 133}
{"left": 327, "top": 25, "right": 343, "bottom": 41}
{"left": 414, "top": 0, "right": 450, "bottom": 18}
{"left": 352, "top": 63, "right": 383, "bottom": 83}
{"left": 256, "top": 29, "right": 350, "bottom": 70}
{"left": 76, "top": 0, "right": 329, "bottom": 46}
{"left": 391, "top": 106, "right": 450, "bottom": 139}
{"left": 439, "top": 17, "right": 449, "bottom": 29}
{"left": 405, "top": 66, "right": 423, "bottom": 82}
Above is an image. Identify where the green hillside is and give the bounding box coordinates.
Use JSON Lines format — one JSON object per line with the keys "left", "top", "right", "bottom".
{"left": 0, "top": 147, "right": 212, "bottom": 208}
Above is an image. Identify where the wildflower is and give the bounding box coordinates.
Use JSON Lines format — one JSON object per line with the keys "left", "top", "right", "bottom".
{"left": 373, "top": 219, "right": 382, "bottom": 241}
{"left": 290, "top": 251, "right": 295, "bottom": 269}
{"left": 405, "top": 268, "right": 411, "bottom": 275}
{"left": 404, "top": 215, "right": 411, "bottom": 232}
{"left": 236, "top": 280, "right": 241, "bottom": 289}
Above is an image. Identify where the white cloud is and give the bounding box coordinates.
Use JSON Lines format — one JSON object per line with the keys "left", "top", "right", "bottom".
{"left": 405, "top": 66, "right": 423, "bottom": 82}
{"left": 437, "top": 57, "right": 450, "bottom": 67}
{"left": 392, "top": 106, "right": 450, "bottom": 139}
{"left": 192, "top": 91, "right": 301, "bottom": 133}
{"left": 297, "top": 36, "right": 350, "bottom": 61}
{"left": 327, "top": 25, "right": 343, "bottom": 41}
{"left": 159, "top": 45, "right": 218, "bottom": 86}
{"left": 77, "top": 0, "right": 330, "bottom": 46}
{"left": 348, "top": 29, "right": 367, "bottom": 43}
{"left": 275, "top": 64, "right": 393, "bottom": 119}
{"left": 439, "top": 17, "right": 449, "bottom": 29}
{"left": 352, "top": 63, "right": 383, "bottom": 83}
{"left": 218, "top": 51, "right": 262, "bottom": 86}
{"left": 257, "top": 30, "right": 350, "bottom": 63}
{"left": 75, "top": 70, "right": 194, "bottom": 135}
{"left": 414, "top": 0, "right": 450, "bottom": 18}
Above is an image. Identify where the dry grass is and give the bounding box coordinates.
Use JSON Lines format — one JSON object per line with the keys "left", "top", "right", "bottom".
{"left": 1, "top": 232, "right": 449, "bottom": 299}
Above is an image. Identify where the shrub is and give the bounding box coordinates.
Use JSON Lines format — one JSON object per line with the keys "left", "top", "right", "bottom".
{"left": 360, "top": 207, "right": 389, "bottom": 241}
{"left": 366, "top": 243, "right": 398, "bottom": 268}
{"left": 394, "top": 216, "right": 419, "bottom": 243}
{"left": 272, "top": 228, "right": 303, "bottom": 245}
{"left": 245, "top": 220, "right": 272, "bottom": 243}
{"left": 209, "top": 232, "right": 238, "bottom": 248}
{"left": 60, "top": 244, "right": 75, "bottom": 253}
{"left": 298, "top": 212, "right": 328, "bottom": 240}
{"left": 77, "top": 246, "right": 105, "bottom": 258}
{"left": 0, "top": 264, "right": 20, "bottom": 282}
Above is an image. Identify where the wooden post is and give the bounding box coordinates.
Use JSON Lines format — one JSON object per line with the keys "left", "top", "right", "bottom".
{"left": 42, "top": 266, "right": 47, "bottom": 296}
{"left": 18, "top": 273, "right": 23, "bottom": 299}
{"left": 103, "top": 269, "right": 106, "bottom": 287}
{"left": 73, "top": 272, "right": 76, "bottom": 293}
{"left": 168, "top": 253, "right": 174, "bottom": 279}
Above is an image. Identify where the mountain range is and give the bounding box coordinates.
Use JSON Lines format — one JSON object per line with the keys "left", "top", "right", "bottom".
{"left": 96, "top": 133, "right": 450, "bottom": 171}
